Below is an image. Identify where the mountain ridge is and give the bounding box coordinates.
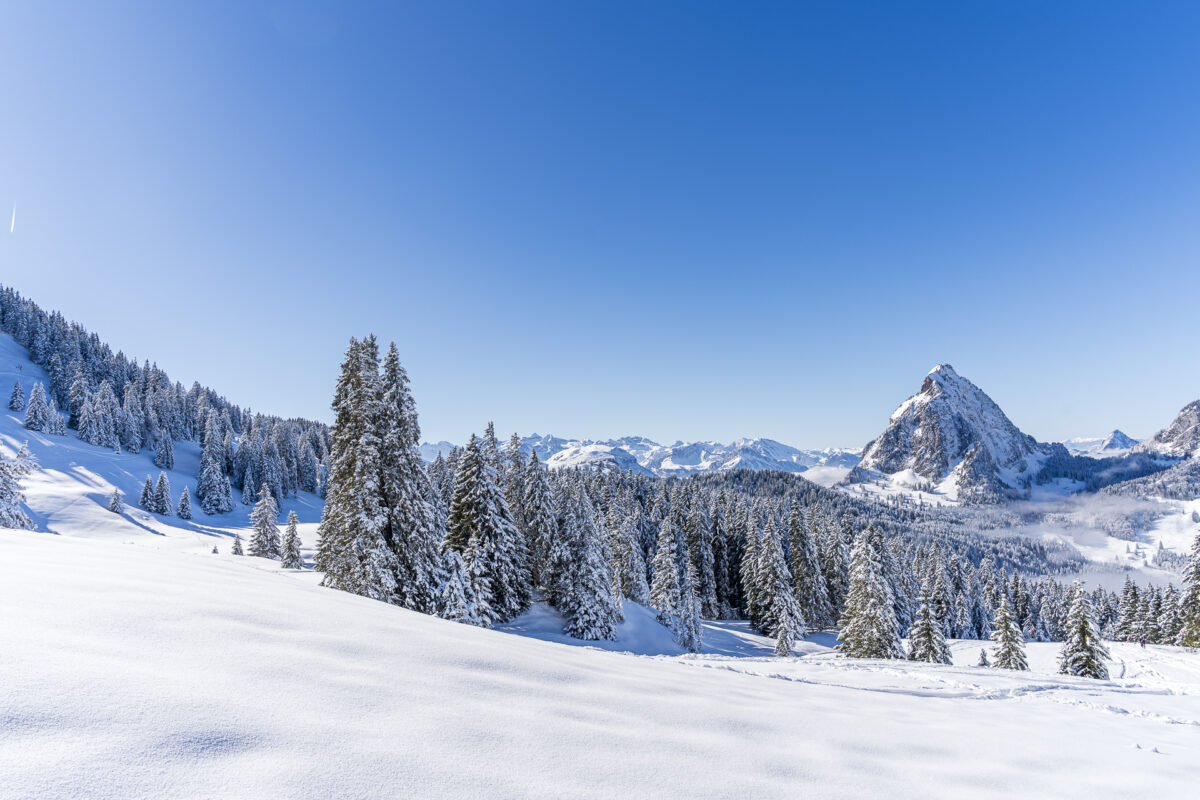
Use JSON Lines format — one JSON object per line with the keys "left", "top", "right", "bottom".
{"left": 419, "top": 435, "right": 861, "bottom": 479}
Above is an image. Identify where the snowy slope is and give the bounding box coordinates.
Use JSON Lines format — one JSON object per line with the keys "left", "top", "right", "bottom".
{"left": 3, "top": 529, "right": 1200, "bottom": 799}
{"left": 0, "top": 331, "right": 324, "bottom": 551}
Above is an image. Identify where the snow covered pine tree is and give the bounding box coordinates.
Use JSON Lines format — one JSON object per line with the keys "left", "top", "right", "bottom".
{"left": 990, "top": 595, "right": 1029, "bottom": 671}
{"left": 248, "top": 483, "right": 282, "bottom": 560}
{"left": 280, "top": 510, "right": 304, "bottom": 569}
{"left": 1058, "top": 581, "right": 1110, "bottom": 680}
{"left": 838, "top": 525, "right": 904, "bottom": 660}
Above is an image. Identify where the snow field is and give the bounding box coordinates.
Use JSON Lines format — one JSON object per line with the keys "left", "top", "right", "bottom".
{"left": 3, "top": 530, "right": 1200, "bottom": 800}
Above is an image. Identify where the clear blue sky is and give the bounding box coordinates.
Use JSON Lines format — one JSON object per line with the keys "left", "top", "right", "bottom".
{"left": 2, "top": 1, "right": 1199, "bottom": 448}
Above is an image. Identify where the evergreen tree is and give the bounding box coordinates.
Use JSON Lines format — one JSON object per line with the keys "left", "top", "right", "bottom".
{"left": 541, "top": 482, "right": 576, "bottom": 610}
{"left": 1116, "top": 576, "right": 1140, "bottom": 642}
{"left": 606, "top": 491, "right": 651, "bottom": 605}
{"left": 378, "top": 342, "right": 444, "bottom": 613}
{"left": 837, "top": 525, "right": 904, "bottom": 659}
{"left": 154, "top": 435, "right": 174, "bottom": 470}
{"left": 1179, "top": 531, "right": 1200, "bottom": 647}
{"left": 67, "top": 364, "right": 88, "bottom": 430}
{"left": 7, "top": 380, "right": 23, "bottom": 411}
{"left": 977, "top": 648, "right": 990, "bottom": 667}
{"left": 177, "top": 486, "right": 192, "bottom": 520}
{"left": 560, "top": 484, "right": 619, "bottom": 640}
{"left": 989, "top": 594, "right": 1028, "bottom": 670}
{"left": 153, "top": 472, "right": 172, "bottom": 515}
{"left": 685, "top": 499, "right": 719, "bottom": 619}
{"left": 314, "top": 337, "right": 399, "bottom": 601}
{"left": 444, "top": 433, "right": 530, "bottom": 624}
{"left": 139, "top": 475, "right": 154, "bottom": 511}
{"left": 908, "top": 580, "right": 952, "bottom": 664}
{"left": 787, "top": 503, "right": 832, "bottom": 629}
{"left": 523, "top": 453, "right": 559, "bottom": 585}
{"left": 45, "top": 395, "right": 66, "bottom": 436}
{"left": 280, "top": 510, "right": 304, "bottom": 569}
{"left": 650, "top": 514, "right": 702, "bottom": 651}
{"left": 437, "top": 549, "right": 482, "bottom": 626}
{"left": 1058, "top": 581, "right": 1110, "bottom": 679}
{"left": 231, "top": 533, "right": 244, "bottom": 556}
{"left": 740, "top": 510, "right": 766, "bottom": 630}
{"left": 23, "top": 382, "right": 51, "bottom": 432}
{"left": 1159, "top": 584, "right": 1182, "bottom": 644}
{"left": 196, "top": 410, "right": 233, "bottom": 515}
{"left": 762, "top": 518, "right": 806, "bottom": 656}
{"left": 108, "top": 488, "right": 123, "bottom": 514}
{"left": 0, "top": 443, "right": 37, "bottom": 530}
{"left": 817, "top": 510, "right": 850, "bottom": 620}
{"left": 119, "top": 388, "right": 143, "bottom": 454}
{"left": 248, "top": 483, "right": 282, "bottom": 560}
{"left": 80, "top": 381, "right": 120, "bottom": 449}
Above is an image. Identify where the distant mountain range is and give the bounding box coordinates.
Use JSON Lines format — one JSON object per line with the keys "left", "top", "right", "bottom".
{"left": 419, "top": 435, "right": 861, "bottom": 479}
{"left": 421, "top": 366, "right": 1198, "bottom": 503}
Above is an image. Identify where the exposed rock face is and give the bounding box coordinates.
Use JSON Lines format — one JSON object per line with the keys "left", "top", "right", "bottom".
{"left": 1134, "top": 400, "right": 1200, "bottom": 459}
{"left": 855, "top": 364, "right": 1056, "bottom": 502}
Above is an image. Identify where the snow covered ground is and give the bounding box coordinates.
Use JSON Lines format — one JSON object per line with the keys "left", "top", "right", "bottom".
{"left": 3, "top": 529, "right": 1200, "bottom": 799}
{"left": 6, "top": 331, "right": 1200, "bottom": 797}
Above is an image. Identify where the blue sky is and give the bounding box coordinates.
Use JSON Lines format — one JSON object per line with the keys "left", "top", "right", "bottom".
{"left": 2, "top": 1, "right": 1199, "bottom": 448}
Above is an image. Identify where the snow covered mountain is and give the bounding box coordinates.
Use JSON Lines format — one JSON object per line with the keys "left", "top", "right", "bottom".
{"left": 1134, "top": 400, "right": 1200, "bottom": 459}
{"left": 1066, "top": 430, "right": 1140, "bottom": 457}
{"left": 420, "top": 434, "right": 860, "bottom": 482}
{"left": 851, "top": 364, "right": 1063, "bottom": 503}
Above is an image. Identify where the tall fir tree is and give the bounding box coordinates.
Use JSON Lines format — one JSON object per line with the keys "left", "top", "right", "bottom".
{"left": 444, "top": 433, "right": 530, "bottom": 624}
{"left": 119, "top": 388, "right": 143, "bottom": 454}
{"left": 280, "top": 510, "right": 304, "bottom": 569}
{"left": 314, "top": 337, "right": 399, "bottom": 601}
{"left": 177, "top": 486, "right": 192, "bottom": 520}
{"left": 787, "top": 503, "right": 832, "bottom": 630}
{"left": 649, "top": 514, "right": 702, "bottom": 652}
{"left": 1058, "top": 581, "right": 1110, "bottom": 679}
{"left": 908, "top": 580, "right": 952, "bottom": 664}
{"left": 559, "top": 483, "right": 619, "bottom": 640}
{"left": 7, "top": 380, "right": 23, "bottom": 411}
{"left": 153, "top": 472, "right": 172, "bottom": 515}
{"left": 817, "top": 509, "right": 850, "bottom": 621}
{"left": 522, "top": 450, "right": 558, "bottom": 587}
{"left": 197, "top": 410, "right": 233, "bottom": 515}
{"left": 1116, "top": 576, "right": 1140, "bottom": 642}
{"left": 989, "top": 594, "right": 1029, "bottom": 670}
{"left": 139, "top": 475, "right": 154, "bottom": 511}
{"left": 837, "top": 525, "right": 904, "bottom": 659}
{"left": 606, "top": 490, "right": 651, "bottom": 605}
{"left": 248, "top": 483, "right": 282, "bottom": 560}
{"left": 23, "top": 382, "right": 51, "bottom": 432}
{"left": 154, "top": 435, "right": 174, "bottom": 470}
{"left": 378, "top": 342, "right": 444, "bottom": 613}
{"left": 762, "top": 519, "right": 806, "bottom": 656}
{"left": 1178, "top": 531, "right": 1200, "bottom": 647}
